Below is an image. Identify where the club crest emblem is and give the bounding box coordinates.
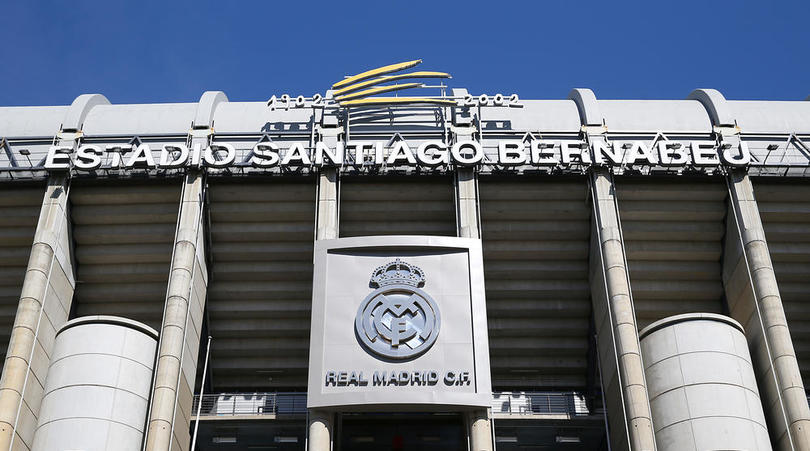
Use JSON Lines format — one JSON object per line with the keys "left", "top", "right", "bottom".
{"left": 355, "top": 259, "right": 441, "bottom": 360}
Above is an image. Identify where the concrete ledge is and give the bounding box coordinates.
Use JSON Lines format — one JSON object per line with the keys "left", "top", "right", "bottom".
{"left": 57, "top": 315, "right": 159, "bottom": 340}
{"left": 639, "top": 312, "right": 744, "bottom": 340}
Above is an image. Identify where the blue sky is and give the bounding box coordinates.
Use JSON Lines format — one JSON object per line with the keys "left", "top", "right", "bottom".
{"left": 2, "top": 0, "right": 808, "bottom": 106}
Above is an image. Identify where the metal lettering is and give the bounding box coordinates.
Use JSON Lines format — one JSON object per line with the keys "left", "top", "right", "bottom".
{"left": 451, "top": 140, "right": 483, "bottom": 166}
{"left": 498, "top": 140, "right": 527, "bottom": 166}
{"left": 204, "top": 143, "right": 236, "bottom": 168}
{"left": 160, "top": 144, "right": 189, "bottom": 168}
{"left": 416, "top": 141, "right": 449, "bottom": 166}
{"left": 250, "top": 142, "right": 280, "bottom": 167}
{"left": 691, "top": 141, "right": 719, "bottom": 166}
{"left": 386, "top": 141, "right": 417, "bottom": 166}
{"left": 125, "top": 143, "right": 156, "bottom": 168}
{"left": 75, "top": 145, "right": 103, "bottom": 170}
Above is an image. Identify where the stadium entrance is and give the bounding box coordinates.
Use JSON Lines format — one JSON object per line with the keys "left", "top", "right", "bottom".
{"left": 337, "top": 413, "right": 465, "bottom": 451}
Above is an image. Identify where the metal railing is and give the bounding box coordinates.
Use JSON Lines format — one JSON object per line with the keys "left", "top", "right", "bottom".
{"left": 191, "top": 391, "right": 589, "bottom": 418}
{"left": 191, "top": 392, "right": 307, "bottom": 417}
{"left": 491, "top": 392, "right": 589, "bottom": 417}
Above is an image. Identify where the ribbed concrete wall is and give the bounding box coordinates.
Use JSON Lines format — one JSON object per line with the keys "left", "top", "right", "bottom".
{"left": 207, "top": 180, "right": 315, "bottom": 390}
{"left": 616, "top": 178, "right": 726, "bottom": 329}
{"left": 479, "top": 177, "right": 590, "bottom": 389}
{"left": 70, "top": 183, "right": 180, "bottom": 330}
{"left": 754, "top": 180, "right": 810, "bottom": 386}
{"left": 0, "top": 185, "right": 42, "bottom": 363}
{"left": 339, "top": 176, "right": 456, "bottom": 237}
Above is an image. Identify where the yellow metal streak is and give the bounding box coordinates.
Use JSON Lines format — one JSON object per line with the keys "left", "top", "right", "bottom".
{"left": 336, "top": 83, "right": 423, "bottom": 102}
{"left": 340, "top": 97, "right": 457, "bottom": 107}
{"left": 332, "top": 59, "right": 422, "bottom": 89}
{"left": 333, "top": 71, "right": 451, "bottom": 96}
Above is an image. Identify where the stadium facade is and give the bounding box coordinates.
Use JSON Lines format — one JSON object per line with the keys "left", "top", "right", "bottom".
{"left": 1, "top": 63, "right": 810, "bottom": 450}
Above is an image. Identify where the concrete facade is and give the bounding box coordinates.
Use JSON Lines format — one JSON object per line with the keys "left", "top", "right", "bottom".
{"left": 32, "top": 316, "right": 158, "bottom": 451}
{"left": 0, "top": 88, "right": 809, "bottom": 450}
{"left": 0, "top": 175, "right": 75, "bottom": 451}
{"left": 144, "top": 171, "right": 208, "bottom": 451}
{"left": 640, "top": 313, "right": 770, "bottom": 450}
{"left": 724, "top": 170, "right": 810, "bottom": 450}
{"left": 589, "top": 168, "right": 656, "bottom": 451}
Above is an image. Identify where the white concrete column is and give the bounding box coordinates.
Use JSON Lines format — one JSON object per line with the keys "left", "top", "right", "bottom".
{"left": 0, "top": 93, "right": 105, "bottom": 451}
{"left": 451, "top": 92, "right": 481, "bottom": 240}
{"left": 316, "top": 168, "right": 338, "bottom": 240}
{"left": 144, "top": 91, "right": 222, "bottom": 451}
{"left": 456, "top": 168, "right": 480, "bottom": 239}
{"left": 723, "top": 169, "right": 810, "bottom": 450}
{"left": 0, "top": 175, "right": 74, "bottom": 451}
{"left": 144, "top": 171, "right": 207, "bottom": 451}
{"left": 468, "top": 410, "right": 493, "bottom": 451}
{"left": 589, "top": 168, "right": 656, "bottom": 451}
{"left": 307, "top": 410, "right": 332, "bottom": 451}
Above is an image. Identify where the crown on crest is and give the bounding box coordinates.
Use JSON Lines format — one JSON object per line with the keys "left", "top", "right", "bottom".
{"left": 370, "top": 258, "right": 426, "bottom": 288}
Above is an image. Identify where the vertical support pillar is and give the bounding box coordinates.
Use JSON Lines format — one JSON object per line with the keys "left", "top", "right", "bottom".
{"left": 0, "top": 93, "right": 107, "bottom": 451}
{"left": 315, "top": 108, "right": 341, "bottom": 242}
{"left": 309, "top": 96, "right": 340, "bottom": 449}
{"left": 589, "top": 168, "right": 656, "bottom": 451}
{"left": 316, "top": 168, "right": 338, "bottom": 240}
{"left": 307, "top": 410, "right": 332, "bottom": 451}
{"left": 451, "top": 89, "right": 481, "bottom": 240}
{"left": 0, "top": 175, "right": 74, "bottom": 451}
{"left": 145, "top": 91, "right": 223, "bottom": 451}
{"left": 145, "top": 171, "right": 208, "bottom": 451}
{"left": 452, "top": 91, "right": 489, "bottom": 449}
{"left": 724, "top": 169, "right": 810, "bottom": 450}
{"left": 467, "top": 410, "right": 494, "bottom": 451}
{"left": 456, "top": 168, "right": 480, "bottom": 239}
{"left": 452, "top": 94, "right": 489, "bottom": 449}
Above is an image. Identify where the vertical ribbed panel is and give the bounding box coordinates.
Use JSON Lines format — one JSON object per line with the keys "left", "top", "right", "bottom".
{"left": 754, "top": 181, "right": 810, "bottom": 384}
{"left": 207, "top": 180, "right": 315, "bottom": 390}
{"left": 616, "top": 178, "right": 726, "bottom": 329}
{"left": 479, "top": 178, "right": 591, "bottom": 390}
{"left": 0, "top": 185, "right": 43, "bottom": 362}
{"left": 339, "top": 176, "right": 456, "bottom": 237}
{"left": 71, "top": 183, "right": 180, "bottom": 330}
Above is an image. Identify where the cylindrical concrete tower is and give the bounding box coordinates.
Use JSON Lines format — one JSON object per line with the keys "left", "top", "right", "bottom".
{"left": 32, "top": 316, "right": 158, "bottom": 451}
{"left": 639, "top": 313, "right": 771, "bottom": 451}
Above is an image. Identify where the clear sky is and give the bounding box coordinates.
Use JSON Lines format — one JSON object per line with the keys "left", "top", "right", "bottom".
{"left": 2, "top": 0, "right": 808, "bottom": 106}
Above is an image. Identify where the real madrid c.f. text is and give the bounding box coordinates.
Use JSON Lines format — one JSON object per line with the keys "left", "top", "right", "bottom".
{"left": 324, "top": 259, "right": 470, "bottom": 388}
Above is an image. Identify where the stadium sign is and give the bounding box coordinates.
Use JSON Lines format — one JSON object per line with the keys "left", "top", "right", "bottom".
{"left": 307, "top": 236, "right": 491, "bottom": 409}
{"left": 44, "top": 139, "right": 751, "bottom": 171}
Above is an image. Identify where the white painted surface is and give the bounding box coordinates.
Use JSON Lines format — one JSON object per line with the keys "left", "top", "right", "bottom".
{"left": 32, "top": 316, "right": 158, "bottom": 451}
{"left": 640, "top": 313, "right": 771, "bottom": 451}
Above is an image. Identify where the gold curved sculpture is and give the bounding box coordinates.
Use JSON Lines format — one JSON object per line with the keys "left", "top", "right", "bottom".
{"left": 336, "top": 83, "right": 423, "bottom": 102}
{"left": 333, "top": 60, "right": 454, "bottom": 108}
{"left": 332, "top": 60, "right": 422, "bottom": 89}
{"left": 333, "top": 71, "right": 451, "bottom": 96}
{"left": 340, "top": 97, "right": 457, "bottom": 107}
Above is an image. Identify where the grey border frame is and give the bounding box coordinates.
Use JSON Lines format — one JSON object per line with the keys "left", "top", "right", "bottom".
{"left": 307, "top": 235, "right": 492, "bottom": 410}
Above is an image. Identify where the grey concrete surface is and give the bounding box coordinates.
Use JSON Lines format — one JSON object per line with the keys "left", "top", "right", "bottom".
{"left": 640, "top": 313, "right": 771, "bottom": 451}
{"left": 0, "top": 175, "right": 75, "bottom": 451}
{"left": 31, "top": 316, "right": 158, "bottom": 451}
{"left": 307, "top": 410, "right": 332, "bottom": 451}
{"left": 468, "top": 409, "right": 494, "bottom": 451}
{"left": 589, "top": 167, "right": 656, "bottom": 451}
{"left": 144, "top": 171, "right": 208, "bottom": 451}
{"left": 724, "top": 170, "right": 810, "bottom": 450}
{"left": 316, "top": 168, "right": 338, "bottom": 240}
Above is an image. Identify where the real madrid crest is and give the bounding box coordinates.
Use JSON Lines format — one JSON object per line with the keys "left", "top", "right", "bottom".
{"left": 355, "top": 259, "right": 441, "bottom": 360}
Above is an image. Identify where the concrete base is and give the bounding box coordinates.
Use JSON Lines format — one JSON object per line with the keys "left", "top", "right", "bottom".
{"left": 307, "top": 410, "right": 332, "bottom": 451}
{"left": 468, "top": 409, "right": 493, "bottom": 451}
